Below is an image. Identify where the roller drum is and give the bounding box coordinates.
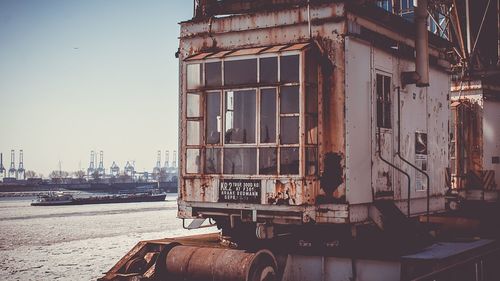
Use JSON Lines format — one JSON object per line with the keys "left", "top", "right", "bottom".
{"left": 164, "top": 245, "right": 277, "bottom": 281}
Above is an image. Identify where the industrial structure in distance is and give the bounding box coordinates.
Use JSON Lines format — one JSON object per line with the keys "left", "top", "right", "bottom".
{"left": 0, "top": 150, "right": 179, "bottom": 194}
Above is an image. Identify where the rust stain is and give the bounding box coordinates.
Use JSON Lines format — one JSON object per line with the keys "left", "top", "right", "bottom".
{"left": 267, "top": 180, "right": 297, "bottom": 205}
{"left": 318, "top": 152, "right": 344, "bottom": 203}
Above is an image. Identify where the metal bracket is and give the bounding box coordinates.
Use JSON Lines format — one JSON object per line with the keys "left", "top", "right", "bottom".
{"left": 182, "top": 218, "right": 216, "bottom": 230}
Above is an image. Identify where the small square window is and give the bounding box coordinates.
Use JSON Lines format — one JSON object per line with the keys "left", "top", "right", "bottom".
{"left": 187, "top": 63, "right": 202, "bottom": 89}
{"left": 187, "top": 93, "right": 202, "bottom": 118}
{"left": 280, "top": 86, "right": 300, "bottom": 114}
{"left": 259, "top": 147, "right": 277, "bottom": 174}
{"left": 260, "top": 57, "right": 278, "bottom": 84}
{"left": 223, "top": 148, "right": 257, "bottom": 175}
{"left": 205, "top": 62, "right": 221, "bottom": 87}
{"left": 224, "top": 59, "right": 257, "bottom": 85}
{"left": 493, "top": 157, "right": 500, "bottom": 164}
{"left": 280, "top": 147, "right": 299, "bottom": 175}
{"left": 187, "top": 121, "right": 202, "bottom": 146}
{"left": 204, "top": 148, "right": 221, "bottom": 174}
{"left": 280, "top": 55, "right": 299, "bottom": 83}
{"left": 186, "top": 149, "right": 201, "bottom": 174}
{"left": 280, "top": 117, "right": 299, "bottom": 144}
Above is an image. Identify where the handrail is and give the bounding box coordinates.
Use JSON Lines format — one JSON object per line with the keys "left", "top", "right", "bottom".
{"left": 377, "top": 126, "right": 412, "bottom": 217}
{"left": 395, "top": 86, "right": 431, "bottom": 222}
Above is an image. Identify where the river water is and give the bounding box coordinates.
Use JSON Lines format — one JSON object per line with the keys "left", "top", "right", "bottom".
{"left": 0, "top": 195, "right": 216, "bottom": 280}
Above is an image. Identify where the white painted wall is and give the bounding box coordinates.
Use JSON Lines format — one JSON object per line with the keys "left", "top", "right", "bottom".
{"left": 483, "top": 100, "right": 500, "bottom": 188}
{"left": 345, "top": 38, "right": 448, "bottom": 214}
{"left": 345, "top": 37, "right": 373, "bottom": 204}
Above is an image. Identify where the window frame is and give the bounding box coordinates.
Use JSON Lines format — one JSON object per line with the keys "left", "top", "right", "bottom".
{"left": 183, "top": 47, "right": 318, "bottom": 177}
{"left": 376, "top": 72, "right": 393, "bottom": 130}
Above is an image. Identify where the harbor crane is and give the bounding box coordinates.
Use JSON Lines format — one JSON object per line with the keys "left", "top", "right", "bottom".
{"left": 97, "top": 150, "right": 105, "bottom": 177}
{"left": 8, "top": 150, "right": 16, "bottom": 178}
{"left": 0, "top": 153, "right": 5, "bottom": 178}
{"left": 110, "top": 161, "right": 120, "bottom": 177}
{"left": 17, "top": 150, "right": 25, "bottom": 180}
{"left": 87, "top": 150, "right": 95, "bottom": 177}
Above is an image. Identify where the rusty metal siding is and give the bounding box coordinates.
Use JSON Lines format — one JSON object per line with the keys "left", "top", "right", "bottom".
{"left": 178, "top": 3, "right": 348, "bottom": 209}
{"left": 178, "top": 1, "right": 450, "bottom": 222}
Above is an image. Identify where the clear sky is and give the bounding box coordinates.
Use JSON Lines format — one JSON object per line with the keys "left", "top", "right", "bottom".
{"left": 0, "top": 0, "right": 192, "bottom": 177}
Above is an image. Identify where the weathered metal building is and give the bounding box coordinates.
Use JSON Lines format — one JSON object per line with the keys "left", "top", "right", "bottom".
{"left": 177, "top": 0, "right": 451, "bottom": 230}
{"left": 450, "top": 80, "right": 500, "bottom": 202}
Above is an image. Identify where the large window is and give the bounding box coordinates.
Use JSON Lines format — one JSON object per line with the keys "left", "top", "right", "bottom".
{"left": 184, "top": 46, "right": 318, "bottom": 176}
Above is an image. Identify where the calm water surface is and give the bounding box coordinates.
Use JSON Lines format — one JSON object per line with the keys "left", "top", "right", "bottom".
{"left": 0, "top": 195, "right": 216, "bottom": 280}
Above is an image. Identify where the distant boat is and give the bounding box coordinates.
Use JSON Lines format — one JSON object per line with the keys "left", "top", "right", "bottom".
{"left": 30, "top": 192, "right": 73, "bottom": 206}
{"left": 31, "top": 191, "right": 167, "bottom": 206}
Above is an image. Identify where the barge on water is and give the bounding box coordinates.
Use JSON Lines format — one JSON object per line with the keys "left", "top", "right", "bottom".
{"left": 30, "top": 192, "right": 167, "bottom": 206}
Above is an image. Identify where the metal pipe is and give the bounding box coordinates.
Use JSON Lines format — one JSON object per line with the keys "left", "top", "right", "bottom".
{"left": 395, "top": 87, "right": 431, "bottom": 221}
{"left": 377, "top": 127, "right": 412, "bottom": 217}
{"left": 465, "top": 0, "right": 471, "bottom": 55}
{"left": 415, "top": 0, "right": 429, "bottom": 87}
{"left": 307, "top": 0, "right": 312, "bottom": 39}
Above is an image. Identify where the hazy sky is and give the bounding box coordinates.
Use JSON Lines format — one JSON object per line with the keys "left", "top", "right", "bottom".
{"left": 0, "top": 0, "right": 192, "bottom": 177}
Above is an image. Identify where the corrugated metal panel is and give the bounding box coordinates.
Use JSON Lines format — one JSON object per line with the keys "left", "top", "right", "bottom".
{"left": 184, "top": 43, "right": 309, "bottom": 61}
{"left": 226, "top": 46, "right": 268, "bottom": 57}
{"left": 185, "top": 52, "right": 213, "bottom": 61}
{"left": 281, "top": 42, "right": 310, "bottom": 51}
{"left": 207, "top": 50, "right": 233, "bottom": 59}
{"left": 261, "top": 45, "right": 288, "bottom": 53}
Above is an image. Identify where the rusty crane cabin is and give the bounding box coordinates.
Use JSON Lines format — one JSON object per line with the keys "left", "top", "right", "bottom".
{"left": 177, "top": 2, "right": 451, "bottom": 227}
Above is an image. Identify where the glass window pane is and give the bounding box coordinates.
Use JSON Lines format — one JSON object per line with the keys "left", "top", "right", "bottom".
{"left": 205, "top": 62, "right": 221, "bottom": 87}
{"left": 280, "top": 86, "right": 299, "bottom": 114}
{"left": 376, "top": 74, "right": 384, "bottom": 128}
{"left": 260, "top": 57, "right": 278, "bottom": 84}
{"left": 186, "top": 149, "right": 201, "bottom": 174}
{"left": 206, "top": 91, "right": 221, "bottom": 144}
{"left": 306, "top": 86, "right": 318, "bottom": 144}
{"left": 204, "top": 148, "right": 221, "bottom": 174}
{"left": 187, "top": 121, "right": 202, "bottom": 145}
{"left": 306, "top": 86, "right": 318, "bottom": 114}
{"left": 187, "top": 93, "right": 201, "bottom": 118}
{"left": 224, "top": 59, "right": 257, "bottom": 86}
{"left": 187, "top": 63, "right": 202, "bottom": 89}
{"left": 280, "top": 117, "right": 299, "bottom": 144}
{"left": 280, "top": 147, "right": 299, "bottom": 175}
{"left": 223, "top": 148, "right": 257, "bottom": 175}
{"left": 383, "top": 76, "right": 392, "bottom": 128}
{"left": 225, "top": 90, "right": 256, "bottom": 144}
{"left": 305, "top": 51, "right": 318, "bottom": 85}
{"left": 260, "top": 89, "right": 276, "bottom": 143}
{"left": 306, "top": 147, "right": 317, "bottom": 175}
{"left": 306, "top": 115, "right": 318, "bottom": 144}
{"left": 259, "top": 148, "right": 277, "bottom": 175}
{"left": 280, "top": 55, "right": 299, "bottom": 83}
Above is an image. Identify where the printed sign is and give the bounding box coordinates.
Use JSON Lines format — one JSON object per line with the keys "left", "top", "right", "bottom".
{"left": 415, "top": 132, "right": 428, "bottom": 191}
{"left": 218, "top": 179, "right": 261, "bottom": 203}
